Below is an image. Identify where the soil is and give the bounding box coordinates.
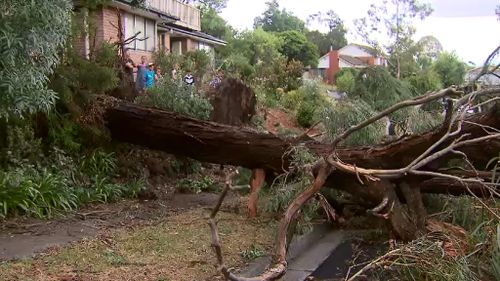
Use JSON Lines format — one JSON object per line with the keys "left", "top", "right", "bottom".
{"left": 263, "top": 108, "right": 321, "bottom": 137}
{"left": 264, "top": 108, "right": 299, "bottom": 134}
{"left": 0, "top": 192, "right": 227, "bottom": 261}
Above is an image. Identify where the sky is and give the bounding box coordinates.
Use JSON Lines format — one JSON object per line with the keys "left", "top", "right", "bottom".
{"left": 220, "top": 0, "right": 500, "bottom": 65}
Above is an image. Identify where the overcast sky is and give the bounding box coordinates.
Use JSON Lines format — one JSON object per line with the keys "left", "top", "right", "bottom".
{"left": 220, "top": 0, "right": 500, "bottom": 65}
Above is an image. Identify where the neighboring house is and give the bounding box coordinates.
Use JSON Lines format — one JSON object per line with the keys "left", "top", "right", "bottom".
{"left": 74, "top": 0, "right": 226, "bottom": 63}
{"left": 465, "top": 67, "right": 500, "bottom": 88}
{"left": 312, "top": 43, "right": 386, "bottom": 84}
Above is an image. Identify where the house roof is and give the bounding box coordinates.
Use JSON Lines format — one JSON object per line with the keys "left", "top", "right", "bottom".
{"left": 339, "top": 55, "right": 367, "bottom": 67}
{"left": 349, "top": 43, "right": 379, "bottom": 56}
{"left": 161, "top": 24, "right": 227, "bottom": 46}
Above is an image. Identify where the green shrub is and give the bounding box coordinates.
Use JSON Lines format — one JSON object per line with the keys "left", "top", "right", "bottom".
{"left": 296, "top": 102, "right": 315, "bottom": 128}
{"left": 352, "top": 67, "right": 415, "bottom": 111}
{"left": 178, "top": 176, "right": 220, "bottom": 194}
{"left": 322, "top": 99, "right": 386, "bottom": 146}
{"left": 135, "top": 78, "right": 213, "bottom": 120}
{"left": 0, "top": 168, "right": 78, "bottom": 219}
{"left": 79, "top": 150, "right": 116, "bottom": 177}
{"left": 404, "top": 68, "right": 442, "bottom": 95}
{"left": 335, "top": 69, "right": 355, "bottom": 93}
{"left": 48, "top": 114, "right": 82, "bottom": 154}
{"left": 240, "top": 244, "right": 265, "bottom": 260}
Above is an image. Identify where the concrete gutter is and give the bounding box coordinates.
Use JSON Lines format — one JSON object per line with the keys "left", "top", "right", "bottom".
{"left": 241, "top": 224, "right": 345, "bottom": 281}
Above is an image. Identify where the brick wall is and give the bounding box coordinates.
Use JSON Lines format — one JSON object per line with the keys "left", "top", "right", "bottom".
{"left": 95, "top": 7, "right": 120, "bottom": 46}
{"left": 326, "top": 51, "right": 340, "bottom": 84}
{"left": 129, "top": 49, "right": 154, "bottom": 65}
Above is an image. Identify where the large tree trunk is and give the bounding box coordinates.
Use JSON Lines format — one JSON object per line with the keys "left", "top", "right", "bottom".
{"left": 104, "top": 102, "right": 499, "bottom": 240}
{"left": 105, "top": 102, "right": 500, "bottom": 173}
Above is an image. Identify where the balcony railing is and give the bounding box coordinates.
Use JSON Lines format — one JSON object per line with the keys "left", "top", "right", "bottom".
{"left": 146, "top": 0, "right": 201, "bottom": 31}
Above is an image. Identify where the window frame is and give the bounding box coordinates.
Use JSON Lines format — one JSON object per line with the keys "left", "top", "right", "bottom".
{"left": 123, "top": 12, "right": 156, "bottom": 52}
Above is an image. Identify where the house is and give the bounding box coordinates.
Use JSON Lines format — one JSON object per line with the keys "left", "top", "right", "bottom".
{"left": 465, "top": 67, "right": 500, "bottom": 88}
{"left": 313, "top": 43, "right": 387, "bottom": 84}
{"left": 73, "top": 0, "right": 227, "bottom": 63}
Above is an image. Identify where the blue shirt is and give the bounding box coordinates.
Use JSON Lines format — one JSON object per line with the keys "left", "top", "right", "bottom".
{"left": 145, "top": 69, "right": 155, "bottom": 88}
{"left": 135, "top": 64, "right": 146, "bottom": 90}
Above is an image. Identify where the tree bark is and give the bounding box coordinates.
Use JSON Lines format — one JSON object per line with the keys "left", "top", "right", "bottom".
{"left": 105, "top": 102, "right": 500, "bottom": 173}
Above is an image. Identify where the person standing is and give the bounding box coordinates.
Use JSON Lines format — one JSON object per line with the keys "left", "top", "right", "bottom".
{"left": 183, "top": 71, "right": 195, "bottom": 86}
{"left": 145, "top": 63, "right": 156, "bottom": 89}
{"left": 135, "top": 56, "right": 147, "bottom": 95}
{"left": 123, "top": 50, "right": 135, "bottom": 84}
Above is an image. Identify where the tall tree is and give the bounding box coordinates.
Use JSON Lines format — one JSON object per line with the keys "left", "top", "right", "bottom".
{"left": 278, "top": 30, "right": 319, "bottom": 67}
{"left": 200, "top": 8, "right": 233, "bottom": 40}
{"left": 306, "top": 10, "right": 348, "bottom": 55}
{"left": 253, "top": 0, "right": 305, "bottom": 32}
{"left": 182, "top": 0, "right": 228, "bottom": 13}
{"left": 432, "top": 51, "right": 466, "bottom": 87}
{"left": 354, "top": 0, "right": 433, "bottom": 79}
{"left": 0, "top": 0, "right": 72, "bottom": 117}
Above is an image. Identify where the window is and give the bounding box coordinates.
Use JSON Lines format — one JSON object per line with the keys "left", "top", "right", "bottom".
{"left": 123, "top": 13, "right": 156, "bottom": 52}
{"left": 198, "top": 41, "right": 212, "bottom": 51}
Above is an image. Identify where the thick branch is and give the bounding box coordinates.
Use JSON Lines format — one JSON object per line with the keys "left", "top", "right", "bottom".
{"left": 330, "top": 88, "right": 461, "bottom": 148}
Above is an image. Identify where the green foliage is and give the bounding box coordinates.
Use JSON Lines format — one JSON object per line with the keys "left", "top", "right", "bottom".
{"left": 404, "top": 68, "right": 442, "bottom": 94}
{"left": 0, "top": 126, "right": 140, "bottom": 218}
{"left": 232, "top": 28, "right": 284, "bottom": 66}
{"left": 79, "top": 150, "right": 116, "bottom": 176}
{"left": 0, "top": 168, "right": 77, "bottom": 219}
{"left": 433, "top": 51, "right": 466, "bottom": 87}
{"left": 335, "top": 68, "right": 358, "bottom": 93}
{"left": 278, "top": 30, "right": 319, "bottom": 67}
{"left": 193, "top": 0, "right": 228, "bottom": 13}
{"left": 255, "top": 57, "right": 304, "bottom": 92}
{"left": 398, "top": 106, "right": 443, "bottom": 135}
{"left": 135, "top": 78, "right": 213, "bottom": 120}
{"left": 253, "top": 0, "right": 305, "bottom": 32}
{"left": 352, "top": 67, "right": 415, "bottom": 111}
{"left": 354, "top": 0, "right": 433, "bottom": 79}
{"left": 266, "top": 145, "right": 319, "bottom": 233}
{"left": 322, "top": 99, "right": 386, "bottom": 146}
{"left": 49, "top": 44, "right": 119, "bottom": 106}
{"left": 183, "top": 50, "right": 212, "bottom": 83}
{"left": 240, "top": 244, "right": 265, "bottom": 260}
{"left": 178, "top": 176, "right": 220, "bottom": 194}
{"left": 0, "top": 0, "right": 72, "bottom": 117}
{"left": 306, "top": 10, "right": 348, "bottom": 55}
{"left": 201, "top": 8, "right": 233, "bottom": 40}
{"left": 296, "top": 102, "right": 315, "bottom": 128}
{"left": 153, "top": 50, "right": 183, "bottom": 78}
{"left": 48, "top": 114, "right": 82, "bottom": 154}
{"left": 279, "top": 79, "right": 330, "bottom": 127}
{"left": 421, "top": 194, "right": 500, "bottom": 281}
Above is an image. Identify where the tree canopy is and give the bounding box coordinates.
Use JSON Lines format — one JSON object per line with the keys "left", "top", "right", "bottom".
{"left": 0, "top": 0, "right": 72, "bottom": 117}
{"left": 355, "top": 0, "right": 433, "bottom": 79}
{"left": 184, "top": 0, "right": 228, "bottom": 13}
{"left": 253, "top": 0, "right": 305, "bottom": 32}
{"left": 278, "top": 30, "right": 319, "bottom": 67}
{"left": 200, "top": 8, "right": 233, "bottom": 40}
{"left": 432, "top": 51, "right": 466, "bottom": 87}
{"left": 305, "top": 10, "right": 348, "bottom": 55}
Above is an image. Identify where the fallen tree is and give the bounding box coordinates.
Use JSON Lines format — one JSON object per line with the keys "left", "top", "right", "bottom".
{"left": 101, "top": 86, "right": 500, "bottom": 280}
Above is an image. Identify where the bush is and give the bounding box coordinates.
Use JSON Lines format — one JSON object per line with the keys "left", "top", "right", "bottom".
{"left": 405, "top": 68, "right": 442, "bottom": 95}
{"left": 178, "top": 176, "right": 220, "bottom": 194}
{"left": 352, "top": 67, "right": 415, "bottom": 111}
{"left": 0, "top": 168, "right": 77, "bottom": 219}
{"left": 296, "top": 102, "right": 315, "bottom": 128}
{"left": 335, "top": 69, "right": 355, "bottom": 93}
{"left": 322, "top": 99, "right": 386, "bottom": 146}
{"left": 135, "top": 78, "right": 213, "bottom": 120}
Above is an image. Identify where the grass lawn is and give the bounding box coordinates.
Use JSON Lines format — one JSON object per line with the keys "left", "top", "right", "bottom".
{"left": 0, "top": 209, "right": 277, "bottom": 281}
